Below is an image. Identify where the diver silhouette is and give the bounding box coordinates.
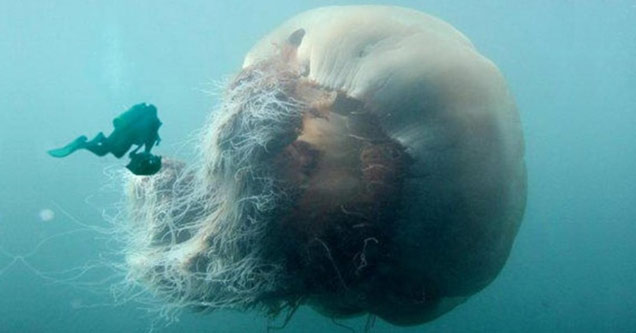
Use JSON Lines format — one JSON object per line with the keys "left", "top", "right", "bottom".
{"left": 48, "top": 103, "right": 163, "bottom": 175}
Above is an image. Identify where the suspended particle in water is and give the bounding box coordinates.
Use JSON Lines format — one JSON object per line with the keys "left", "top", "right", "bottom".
{"left": 39, "top": 208, "right": 55, "bottom": 222}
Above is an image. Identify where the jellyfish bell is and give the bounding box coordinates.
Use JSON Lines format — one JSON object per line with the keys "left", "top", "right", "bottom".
{"left": 122, "top": 5, "right": 526, "bottom": 326}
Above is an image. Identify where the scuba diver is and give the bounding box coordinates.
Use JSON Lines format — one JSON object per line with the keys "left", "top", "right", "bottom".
{"left": 48, "top": 103, "right": 163, "bottom": 176}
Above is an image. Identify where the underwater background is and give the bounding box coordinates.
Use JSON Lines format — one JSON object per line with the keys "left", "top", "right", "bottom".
{"left": 1, "top": 0, "right": 635, "bottom": 332}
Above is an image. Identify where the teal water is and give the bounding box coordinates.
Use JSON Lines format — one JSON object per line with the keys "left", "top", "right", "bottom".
{"left": 1, "top": 1, "right": 635, "bottom": 332}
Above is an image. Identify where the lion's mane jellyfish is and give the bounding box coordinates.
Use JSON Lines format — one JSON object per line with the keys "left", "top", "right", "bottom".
{"left": 122, "top": 5, "right": 526, "bottom": 326}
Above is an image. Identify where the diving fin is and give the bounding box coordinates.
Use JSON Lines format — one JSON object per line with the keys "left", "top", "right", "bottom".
{"left": 47, "top": 135, "right": 88, "bottom": 158}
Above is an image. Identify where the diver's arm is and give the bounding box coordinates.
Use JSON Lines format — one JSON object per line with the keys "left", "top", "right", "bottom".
{"left": 131, "top": 144, "right": 143, "bottom": 154}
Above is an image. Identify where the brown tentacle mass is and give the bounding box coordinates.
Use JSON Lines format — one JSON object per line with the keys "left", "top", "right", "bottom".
{"left": 267, "top": 74, "right": 424, "bottom": 319}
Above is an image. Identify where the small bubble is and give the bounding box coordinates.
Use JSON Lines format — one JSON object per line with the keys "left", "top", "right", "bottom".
{"left": 39, "top": 209, "right": 55, "bottom": 222}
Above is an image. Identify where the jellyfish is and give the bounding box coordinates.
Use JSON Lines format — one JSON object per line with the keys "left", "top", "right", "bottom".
{"left": 121, "top": 5, "right": 526, "bottom": 326}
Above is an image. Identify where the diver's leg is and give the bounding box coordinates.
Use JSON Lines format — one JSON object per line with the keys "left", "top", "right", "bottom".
{"left": 83, "top": 132, "right": 110, "bottom": 156}
{"left": 47, "top": 135, "right": 88, "bottom": 158}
